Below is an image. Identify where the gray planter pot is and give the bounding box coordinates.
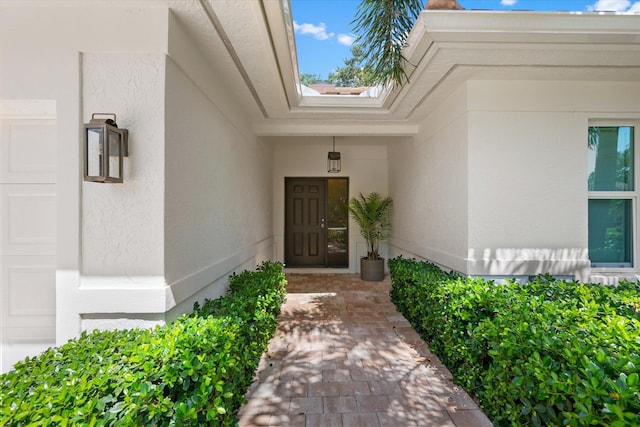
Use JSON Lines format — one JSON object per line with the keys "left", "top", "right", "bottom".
{"left": 360, "top": 257, "right": 385, "bottom": 281}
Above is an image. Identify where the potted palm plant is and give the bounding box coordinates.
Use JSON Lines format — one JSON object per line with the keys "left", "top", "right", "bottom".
{"left": 348, "top": 192, "right": 393, "bottom": 281}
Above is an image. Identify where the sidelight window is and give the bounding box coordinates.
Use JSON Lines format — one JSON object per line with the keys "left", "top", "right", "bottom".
{"left": 327, "top": 178, "right": 349, "bottom": 267}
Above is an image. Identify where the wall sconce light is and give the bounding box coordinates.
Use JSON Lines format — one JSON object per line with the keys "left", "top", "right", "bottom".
{"left": 83, "top": 113, "right": 129, "bottom": 183}
{"left": 328, "top": 136, "right": 341, "bottom": 173}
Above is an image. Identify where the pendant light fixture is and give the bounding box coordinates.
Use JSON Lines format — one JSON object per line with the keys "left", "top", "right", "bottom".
{"left": 327, "top": 136, "right": 341, "bottom": 173}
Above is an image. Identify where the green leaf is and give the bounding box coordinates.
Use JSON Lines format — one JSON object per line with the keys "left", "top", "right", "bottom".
{"left": 108, "top": 402, "right": 124, "bottom": 414}
{"left": 605, "top": 403, "right": 625, "bottom": 420}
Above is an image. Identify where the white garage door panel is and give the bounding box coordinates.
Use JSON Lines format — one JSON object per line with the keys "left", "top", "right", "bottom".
{"left": 5, "top": 258, "right": 56, "bottom": 319}
{"left": 0, "top": 100, "right": 57, "bottom": 373}
{"left": 1, "top": 258, "right": 56, "bottom": 329}
{"left": 2, "top": 330, "right": 56, "bottom": 371}
{"left": 1, "top": 184, "right": 56, "bottom": 256}
{"left": 0, "top": 119, "right": 57, "bottom": 184}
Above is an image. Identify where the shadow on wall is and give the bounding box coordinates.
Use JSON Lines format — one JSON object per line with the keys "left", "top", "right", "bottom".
{"left": 390, "top": 244, "right": 594, "bottom": 283}
{"left": 468, "top": 248, "right": 590, "bottom": 283}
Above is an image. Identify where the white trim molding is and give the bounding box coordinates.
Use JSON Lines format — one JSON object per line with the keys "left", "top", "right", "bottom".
{"left": 56, "top": 237, "right": 275, "bottom": 345}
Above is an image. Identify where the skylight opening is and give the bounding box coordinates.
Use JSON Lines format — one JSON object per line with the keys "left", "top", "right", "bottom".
{"left": 289, "top": 0, "right": 381, "bottom": 97}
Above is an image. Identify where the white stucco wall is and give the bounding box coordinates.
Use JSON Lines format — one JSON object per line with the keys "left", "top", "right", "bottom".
{"left": 467, "top": 80, "right": 640, "bottom": 281}
{"left": 388, "top": 84, "right": 469, "bottom": 272}
{"left": 163, "top": 15, "right": 274, "bottom": 316}
{"left": 2, "top": 3, "right": 276, "bottom": 356}
{"left": 1, "top": 3, "right": 168, "bottom": 272}
{"left": 0, "top": 3, "right": 170, "bottom": 351}
{"left": 390, "top": 79, "right": 640, "bottom": 281}
{"left": 81, "top": 53, "right": 165, "bottom": 277}
{"left": 270, "top": 138, "right": 389, "bottom": 272}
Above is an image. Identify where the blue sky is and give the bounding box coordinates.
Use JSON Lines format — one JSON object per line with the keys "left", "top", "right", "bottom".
{"left": 291, "top": 0, "right": 640, "bottom": 80}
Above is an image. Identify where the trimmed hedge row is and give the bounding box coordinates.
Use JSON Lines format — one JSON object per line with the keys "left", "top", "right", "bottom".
{"left": 389, "top": 256, "right": 640, "bottom": 427}
{"left": 1, "top": 261, "right": 286, "bottom": 426}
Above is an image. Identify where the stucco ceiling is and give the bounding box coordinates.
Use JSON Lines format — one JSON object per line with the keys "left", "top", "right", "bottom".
{"left": 167, "top": 1, "right": 640, "bottom": 136}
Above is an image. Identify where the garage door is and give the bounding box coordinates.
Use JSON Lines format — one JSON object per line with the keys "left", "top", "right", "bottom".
{"left": 0, "top": 100, "right": 57, "bottom": 373}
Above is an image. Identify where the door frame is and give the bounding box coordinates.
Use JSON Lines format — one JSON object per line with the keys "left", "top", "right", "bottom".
{"left": 284, "top": 177, "right": 349, "bottom": 268}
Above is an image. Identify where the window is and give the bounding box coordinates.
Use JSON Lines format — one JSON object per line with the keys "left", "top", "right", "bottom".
{"left": 327, "top": 178, "right": 349, "bottom": 267}
{"left": 588, "top": 125, "right": 637, "bottom": 268}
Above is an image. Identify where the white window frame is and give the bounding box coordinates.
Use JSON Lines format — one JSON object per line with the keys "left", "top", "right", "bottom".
{"left": 588, "top": 121, "right": 639, "bottom": 273}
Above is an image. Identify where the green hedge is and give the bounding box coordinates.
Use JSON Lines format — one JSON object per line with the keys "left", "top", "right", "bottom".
{"left": 1, "top": 261, "right": 286, "bottom": 426}
{"left": 389, "top": 256, "right": 640, "bottom": 427}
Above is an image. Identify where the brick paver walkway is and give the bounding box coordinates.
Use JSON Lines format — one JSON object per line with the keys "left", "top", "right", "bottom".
{"left": 238, "top": 274, "right": 493, "bottom": 427}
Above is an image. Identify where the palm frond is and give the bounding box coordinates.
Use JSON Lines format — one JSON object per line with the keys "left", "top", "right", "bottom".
{"left": 352, "top": 0, "right": 424, "bottom": 88}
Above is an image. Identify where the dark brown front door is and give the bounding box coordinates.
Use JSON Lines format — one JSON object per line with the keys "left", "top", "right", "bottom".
{"left": 285, "top": 178, "right": 327, "bottom": 267}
